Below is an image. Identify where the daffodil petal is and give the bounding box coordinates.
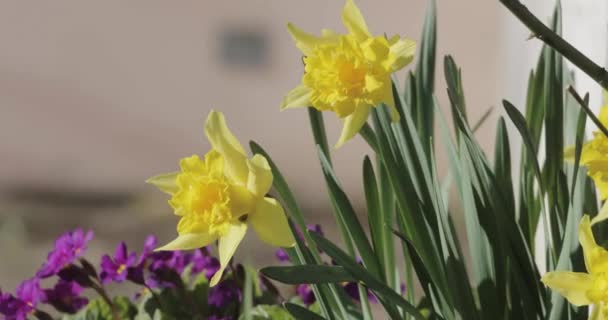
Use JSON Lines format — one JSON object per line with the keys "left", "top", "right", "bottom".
{"left": 342, "top": 0, "right": 370, "bottom": 40}
{"left": 541, "top": 271, "right": 593, "bottom": 306}
{"left": 579, "top": 215, "right": 604, "bottom": 274}
{"left": 287, "top": 23, "right": 324, "bottom": 55}
{"left": 564, "top": 142, "right": 593, "bottom": 164}
{"left": 146, "top": 172, "right": 179, "bottom": 195}
{"left": 246, "top": 154, "right": 273, "bottom": 197}
{"left": 580, "top": 215, "right": 595, "bottom": 270}
{"left": 205, "top": 111, "right": 249, "bottom": 185}
{"left": 155, "top": 233, "right": 215, "bottom": 251}
{"left": 563, "top": 145, "right": 576, "bottom": 162}
{"left": 335, "top": 105, "right": 371, "bottom": 148}
{"left": 250, "top": 197, "right": 295, "bottom": 247}
{"left": 281, "top": 85, "right": 312, "bottom": 110}
{"left": 592, "top": 201, "right": 608, "bottom": 226}
{"left": 229, "top": 184, "right": 255, "bottom": 217}
{"left": 210, "top": 223, "right": 248, "bottom": 286}
{"left": 600, "top": 105, "right": 608, "bottom": 127}
{"left": 389, "top": 38, "right": 416, "bottom": 71}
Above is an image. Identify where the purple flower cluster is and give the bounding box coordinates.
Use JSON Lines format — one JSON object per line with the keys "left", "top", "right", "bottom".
{"left": 1, "top": 229, "right": 94, "bottom": 319}
{"left": 0, "top": 229, "right": 226, "bottom": 319}
{"left": 94, "top": 235, "right": 220, "bottom": 291}
{"left": 44, "top": 280, "right": 88, "bottom": 313}
{"left": 37, "top": 229, "right": 94, "bottom": 278}
{"left": 208, "top": 279, "right": 242, "bottom": 308}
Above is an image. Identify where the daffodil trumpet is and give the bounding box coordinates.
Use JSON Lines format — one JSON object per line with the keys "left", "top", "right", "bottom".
{"left": 147, "top": 111, "right": 295, "bottom": 286}
{"left": 281, "top": 0, "right": 416, "bottom": 148}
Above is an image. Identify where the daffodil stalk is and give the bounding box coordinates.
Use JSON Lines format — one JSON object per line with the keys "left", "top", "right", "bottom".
{"left": 499, "top": 0, "right": 608, "bottom": 91}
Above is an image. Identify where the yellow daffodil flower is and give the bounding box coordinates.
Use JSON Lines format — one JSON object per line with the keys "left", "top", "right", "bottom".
{"left": 542, "top": 215, "right": 608, "bottom": 319}
{"left": 565, "top": 95, "right": 608, "bottom": 200}
{"left": 281, "top": 0, "right": 416, "bottom": 148}
{"left": 147, "top": 111, "right": 295, "bottom": 286}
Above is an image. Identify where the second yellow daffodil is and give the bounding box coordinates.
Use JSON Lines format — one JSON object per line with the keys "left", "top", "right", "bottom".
{"left": 147, "top": 111, "right": 295, "bottom": 286}
{"left": 281, "top": 0, "right": 416, "bottom": 147}
{"left": 566, "top": 97, "right": 608, "bottom": 200}
{"left": 542, "top": 215, "right": 608, "bottom": 319}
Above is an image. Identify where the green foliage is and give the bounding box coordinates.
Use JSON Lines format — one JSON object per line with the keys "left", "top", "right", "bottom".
{"left": 63, "top": 297, "right": 136, "bottom": 320}
{"left": 243, "top": 305, "right": 294, "bottom": 320}
{"left": 251, "top": 1, "right": 603, "bottom": 319}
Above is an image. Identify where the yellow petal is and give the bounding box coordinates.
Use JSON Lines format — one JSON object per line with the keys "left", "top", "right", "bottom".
{"left": 146, "top": 172, "right": 179, "bottom": 195}
{"left": 600, "top": 105, "right": 608, "bottom": 127}
{"left": 287, "top": 23, "right": 324, "bottom": 55}
{"left": 361, "top": 37, "right": 390, "bottom": 65}
{"left": 281, "top": 85, "right": 312, "bottom": 110}
{"left": 229, "top": 184, "right": 255, "bottom": 217}
{"left": 155, "top": 233, "right": 215, "bottom": 251}
{"left": 364, "top": 74, "right": 384, "bottom": 93}
{"left": 541, "top": 271, "right": 593, "bottom": 306}
{"left": 321, "top": 29, "right": 339, "bottom": 38}
{"left": 250, "top": 197, "right": 295, "bottom": 247}
{"left": 342, "top": 0, "right": 370, "bottom": 41}
{"left": 205, "top": 111, "right": 249, "bottom": 185}
{"left": 579, "top": 215, "right": 608, "bottom": 274}
{"left": 580, "top": 215, "right": 597, "bottom": 271}
{"left": 389, "top": 38, "right": 416, "bottom": 71}
{"left": 592, "top": 201, "right": 608, "bottom": 226}
{"left": 246, "top": 154, "right": 273, "bottom": 197}
{"left": 210, "top": 223, "right": 248, "bottom": 286}
{"left": 335, "top": 105, "right": 371, "bottom": 148}
{"left": 563, "top": 145, "right": 576, "bottom": 162}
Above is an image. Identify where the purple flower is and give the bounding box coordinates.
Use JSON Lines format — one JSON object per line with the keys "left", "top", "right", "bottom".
{"left": 189, "top": 248, "right": 220, "bottom": 280}
{"left": 296, "top": 284, "right": 315, "bottom": 306}
{"left": 208, "top": 280, "right": 242, "bottom": 308}
{"left": 0, "top": 290, "right": 21, "bottom": 319}
{"left": 307, "top": 224, "right": 323, "bottom": 236}
{"left": 15, "top": 278, "right": 45, "bottom": 310}
{"left": 275, "top": 248, "right": 290, "bottom": 262}
{"left": 146, "top": 251, "right": 184, "bottom": 289}
{"left": 343, "top": 282, "right": 377, "bottom": 304}
{"left": 37, "top": 229, "right": 94, "bottom": 278}
{"left": 0, "top": 294, "right": 26, "bottom": 320}
{"left": 0, "top": 278, "right": 46, "bottom": 319}
{"left": 208, "top": 316, "right": 233, "bottom": 320}
{"left": 126, "top": 235, "right": 158, "bottom": 285}
{"left": 138, "top": 235, "right": 158, "bottom": 265}
{"left": 43, "top": 280, "right": 88, "bottom": 314}
{"left": 100, "top": 242, "right": 137, "bottom": 284}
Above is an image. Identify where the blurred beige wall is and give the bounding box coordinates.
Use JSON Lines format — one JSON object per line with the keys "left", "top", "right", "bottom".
{"left": 0, "top": 0, "right": 507, "bottom": 289}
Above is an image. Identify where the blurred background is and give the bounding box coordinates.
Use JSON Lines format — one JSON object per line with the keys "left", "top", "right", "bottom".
{"left": 0, "top": 0, "right": 606, "bottom": 293}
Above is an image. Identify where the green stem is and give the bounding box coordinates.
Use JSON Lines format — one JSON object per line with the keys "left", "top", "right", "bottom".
{"left": 499, "top": 0, "right": 608, "bottom": 90}
{"left": 568, "top": 86, "right": 608, "bottom": 138}
{"left": 91, "top": 283, "right": 119, "bottom": 320}
{"left": 308, "top": 108, "right": 332, "bottom": 166}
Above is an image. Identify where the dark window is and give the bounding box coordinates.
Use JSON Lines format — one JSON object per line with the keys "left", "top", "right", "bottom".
{"left": 219, "top": 28, "right": 269, "bottom": 67}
